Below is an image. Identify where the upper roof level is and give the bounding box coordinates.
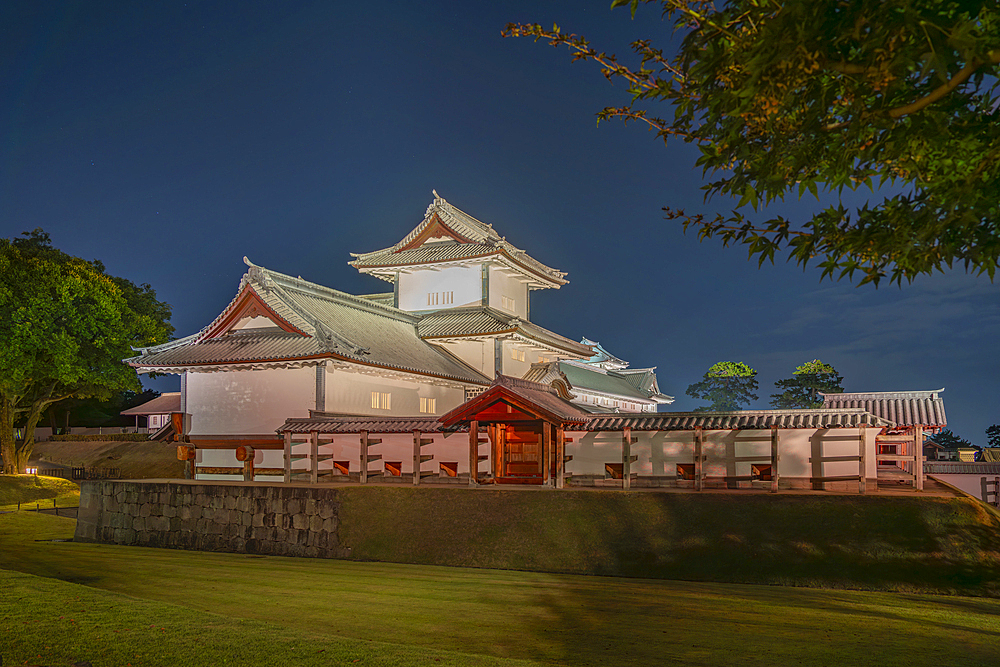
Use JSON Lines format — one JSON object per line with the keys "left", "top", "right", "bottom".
{"left": 349, "top": 192, "right": 568, "bottom": 290}
{"left": 820, "top": 389, "right": 947, "bottom": 428}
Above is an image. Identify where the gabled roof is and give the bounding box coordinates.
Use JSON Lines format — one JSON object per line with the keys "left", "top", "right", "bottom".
{"left": 555, "top": 360, "right": 674, "bottom": 405}
{"left": 820, "top": 389, "right": 946, "bottom": 427}
{"left": 120, "top": 392, "right": 182, "bottom": 416}
{"left": 581, "top": 338, "right": 628, "bottom": 369}
{"left": 126, "top": 259, "right": 489, "bottom": 386}
{"left": 349, "top": 192, "right": 568, "bottom": 288}
{"left": 418, "top": 306, "right": 593, "bottom": 358}
{"left": 440, "top": 375, "right": 592, "bottom": 427}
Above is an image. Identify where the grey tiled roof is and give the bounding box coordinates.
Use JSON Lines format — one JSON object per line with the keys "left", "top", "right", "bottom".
{"left": 821, "top": 389, "right": 946, "bottom": 427}
{"left": 279, "top": 406, "right": 891, "bottom": 434}
{"left": 127, "top": 261, "right": 489, "bottom": 385}
{"left": 557, "top": 361, "right": 673, "bottom": 403}
{"left": 418, "top": 307, "right": 593, "bottom": 357}
{"left": 279, "top": 416, "right": 460, "bottom": 434}
{"left": 583, "top": 408, "right": 894, "bottom": 431}
{"left": 120, "top": 392, "right": 182, "bottom": 416}
{"left": 349, "top": 193, "right": 568, "bottom": 286}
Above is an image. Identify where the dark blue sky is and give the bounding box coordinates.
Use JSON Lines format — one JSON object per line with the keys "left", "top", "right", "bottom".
{"left": 2, "top": 2, "right": 996, "bottom": 443}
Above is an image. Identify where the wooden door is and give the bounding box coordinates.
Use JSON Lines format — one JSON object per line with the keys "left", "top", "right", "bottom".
{"left": 503, "top": 424, "right": 542, "bottom": 477}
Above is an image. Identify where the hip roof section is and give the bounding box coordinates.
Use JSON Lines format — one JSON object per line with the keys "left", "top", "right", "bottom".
{"left": 821, "top": 389, "right": 946, "bottom": 427}
{"left": 418, "top": 306, "right": 593, "bottom": 358}
{"left": 126, "top": 260, "right": 489, "bottom": 385}
{"left": 349, "top": 192, "right": 568, "bottom": 288}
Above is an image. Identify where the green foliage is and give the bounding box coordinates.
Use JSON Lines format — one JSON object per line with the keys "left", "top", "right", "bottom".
{"left": 505, "top": 1, "right": 1000, "bottom": 286}
{"left": 929, "top": 429, "right": 975, "bottom": 449}
{"left": 686, "top": 360, "right": 759, "bottom": 411}
{"left": 770, "top": 359, "right": 844, "bottom": 408}
{"left": 0, "top": 229, "right": 171, "bottom": 473}
{"left": 987, "top": 424, "right": 1000, "bottom": 448}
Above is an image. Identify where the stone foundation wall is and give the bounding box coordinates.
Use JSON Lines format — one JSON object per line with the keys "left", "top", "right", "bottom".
{"left": 75, "top": 481, "right": 349, "bottom": 558}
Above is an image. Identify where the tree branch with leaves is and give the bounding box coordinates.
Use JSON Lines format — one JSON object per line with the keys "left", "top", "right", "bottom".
{"left": 504, "top": 0, "right": 1000, "bottom": 286}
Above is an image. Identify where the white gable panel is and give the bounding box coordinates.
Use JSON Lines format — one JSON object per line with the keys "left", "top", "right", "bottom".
{"left": 187, "top": 366, "right": 315, "bottom": 436}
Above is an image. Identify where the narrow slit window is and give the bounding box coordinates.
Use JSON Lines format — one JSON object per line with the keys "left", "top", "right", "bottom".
{"left": 371, "top": 391, "right": 391, "bottom": 410}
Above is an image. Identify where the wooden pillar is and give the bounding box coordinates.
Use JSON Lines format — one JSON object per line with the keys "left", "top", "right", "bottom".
{"left": 237, "top": 445, "right": 255, "bottom": 482}
{"left": 622, "top": 427, "right": 637, "bottom": 491}
{"left": 494, "top": 424, "right": 504, "bottom": 479}
{"left": 413, "top": 429, "right": 433, "bottom": 485}
{"left": 542, "top": 423, "right": 552, "bottom": 487}
{"left": 413, "top": 430, "right": 422, "bottom": 486}
{"left": 858, "top": 423, "right": 867, "bottom": 495}
{"left": 360, "top": 431, "right": 371, "bottom": 484}
{"left": 469, "top": 421, "right": 480, "bottom": 486}
{"left": 914, "top": 425, "right": 924, "bottom": 491}
{"left": 694, "top": 427, "right": 704, "bottom": 492}
{"left": 770, "top": 427, "right": 779, "bottom": 494}
{"left": 283, "top": 432, "right": 292, "bottom": 484}
{"left": 310, "top": 430, "right": 319, "bottom": 485}
{"left": 556, "top": 426, "right": 565, "bottom": 490}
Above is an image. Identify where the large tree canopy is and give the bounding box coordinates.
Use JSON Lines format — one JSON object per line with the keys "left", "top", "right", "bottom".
{"left": 770, "top": 359, "right": 843, "bottom": 409}
{"left": 505, "top": 0, "right": 1000, "bottom": 286}
{"left": 0, "top": 230, "right": 172, "bottom": 473}
{"left": 686, "top": 361, "right": 759, "bottom": 411}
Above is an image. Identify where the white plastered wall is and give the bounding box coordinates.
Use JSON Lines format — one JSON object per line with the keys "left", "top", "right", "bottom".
{"left": 324, "top": 366, "right": 466, "bottom": 417}
{"left": 489, "top": 265, "right": 528, "bottom": 318}
{"left": 430, "top": 339, "right": 492, "bottom": 378}
{"left": 278, "top": 431, "right": 472, "bottom": 477}
{"left": 565, "top": 427, "right": 879, "bottom": 480}
{"left": 397, "top": 265, "right": 482, "bottom": 312}
{"left": 186, "top": 366, "right": 316, "bottom": 437}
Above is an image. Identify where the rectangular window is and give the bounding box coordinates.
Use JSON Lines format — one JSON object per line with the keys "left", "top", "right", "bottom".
{"left": 371, "top": 391, "right": 391, "bottom": 410}
{"left": 501, "top": 295, "right": 515, "bottom": 311}
{"left": 426, "top": 291, "right": 454, "bottom": 306}
{"left": 511, "top": 348, "right": 525, "bottom": 362}
{"left": 419, "top": 397, "right": 436, "bottom": 413}
{"left": 676, "top": 463, "right": 696, "bottom": 480}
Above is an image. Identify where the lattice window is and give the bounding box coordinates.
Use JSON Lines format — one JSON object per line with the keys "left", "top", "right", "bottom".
{"left": 501, "top": 295, "right": 515, "bottom": 311}
{"left": 371, "top": 391, "right": 391, "bottom": 410}
{"left": 511, "top": 348, "right": 526, "bottom": 362}
{"left": 465, "top": 387, "right": 486, "bottom": 401}
{"left": 419, "top": 397, "right": 436, "bottom": 413}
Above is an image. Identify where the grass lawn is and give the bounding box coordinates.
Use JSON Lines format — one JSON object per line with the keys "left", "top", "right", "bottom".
{"left": 32, "top": 438, "right": 184, "bottom": 478}
{"left": 3, "top": 512, "right": 1000, "bottom": 666}
{"left": 0, "top": 474, "right": 80, "bottom": 512}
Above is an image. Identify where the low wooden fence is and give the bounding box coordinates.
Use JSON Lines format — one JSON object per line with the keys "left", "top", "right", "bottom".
{"left": 38, "top": 467, "right": 122, "bottom": 481}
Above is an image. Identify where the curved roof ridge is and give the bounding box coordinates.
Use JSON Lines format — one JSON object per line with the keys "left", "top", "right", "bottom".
{"left": 243, "top": 257, "right": 419, "bottom": 324}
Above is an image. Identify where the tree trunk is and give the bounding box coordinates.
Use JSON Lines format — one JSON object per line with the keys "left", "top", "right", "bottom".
{"left": 0, "top": 397, "right": 18, "bottom": 474}
{"left": 16, "top": 398, "right": 48, "bottom": 473}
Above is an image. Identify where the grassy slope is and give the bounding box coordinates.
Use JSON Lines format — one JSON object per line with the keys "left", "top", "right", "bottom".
{"left": 32, "top": 438, "right": 184, "bottom": 479}
{"left": 1, "top": 568, "right": 538, "bottom": 667}
{"left": 0, "top": 475, "right": 80, "bottom": 511}
{"left": 335, "top": 487, "right": 1000, "bottom": 596}
{"left": 3, "top": 512, "right": 1000, "bottom": 667}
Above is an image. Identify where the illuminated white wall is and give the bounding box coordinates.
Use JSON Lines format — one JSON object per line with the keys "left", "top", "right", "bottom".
{"left": 397, "top": 265, "right": 482, "bottom": 312}
{"left": 564, "top": 427, "right": 878, "bottom": 480}
{"left": 432, "top": 339, "right": 493, "bottom": 377}
{"left": 324, "top": 366, "right": 465, "bottom": 417}
{"left": 187, "top": 366, "right": 316, "bottom": 436}
{"left": 488, "top": 266, "right": 528, "bottom": 318}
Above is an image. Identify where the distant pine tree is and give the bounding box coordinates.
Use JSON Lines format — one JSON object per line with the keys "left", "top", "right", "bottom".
{"left": 770, "top": 360, "right": 843, "bottom": 409}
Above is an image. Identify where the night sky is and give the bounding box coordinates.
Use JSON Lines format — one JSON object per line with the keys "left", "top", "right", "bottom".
{"left": 2, "top": 2, "right": 996, "bottom": 443}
